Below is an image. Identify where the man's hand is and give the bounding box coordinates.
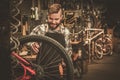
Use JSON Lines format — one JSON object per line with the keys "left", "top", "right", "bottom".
{"left": 31, "top": 42, "right": 40, "bottom": 53}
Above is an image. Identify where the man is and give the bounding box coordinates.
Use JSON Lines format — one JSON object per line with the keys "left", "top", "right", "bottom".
{"left": 29, "top": 4, "right": 82, "bottom": 77}
{"left": 30, "top": 3, "right": 71, "bottom": 54}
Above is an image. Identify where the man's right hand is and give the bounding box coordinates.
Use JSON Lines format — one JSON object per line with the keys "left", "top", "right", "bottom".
{"left": 31, "top": 42, "right": 40, "bottom": 53}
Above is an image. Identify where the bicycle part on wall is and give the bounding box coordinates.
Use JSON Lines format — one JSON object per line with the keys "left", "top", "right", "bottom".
{"left": 64, "top": 11, "right": 77, "bottom": 28}
{"left": 10, "top": 0, "right": 23, "bottom": 54}
{"left": 64, "top": 10, "right": 84, "bottom": 43}
{"left": 64, "top": 10, "right": 83, "bottom": 27}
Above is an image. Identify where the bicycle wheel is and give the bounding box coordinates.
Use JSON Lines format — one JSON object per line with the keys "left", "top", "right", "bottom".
{"left": 94, "top": 39, "right": 103, "bottom": 59}
{"left": 73, "top": 59, "right": 82, "bottom": 78}
{"left": 102, "top": 36, "right": 113, "bottom": 56}
{"left": 11, "top": 35, "right": 74, "bottom": 80}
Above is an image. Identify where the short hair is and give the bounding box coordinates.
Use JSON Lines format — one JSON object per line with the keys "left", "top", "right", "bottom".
{"left": 48, "top": 3, "right": 62, "bottom": 14}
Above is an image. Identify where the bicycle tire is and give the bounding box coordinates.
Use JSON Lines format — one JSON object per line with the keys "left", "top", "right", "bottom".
{"left": 102, "top": 36, "right": 113, "bottom": 56}
{"left": 12, "top": 35, "right": 74, "bottom": 80}
{"left": 95, "top": 42, "right": 103, "bottom": 59}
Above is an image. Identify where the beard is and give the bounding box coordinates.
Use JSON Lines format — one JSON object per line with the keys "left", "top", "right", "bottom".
{"left": 48, "top": 22, "right": 61, "bottom": 30}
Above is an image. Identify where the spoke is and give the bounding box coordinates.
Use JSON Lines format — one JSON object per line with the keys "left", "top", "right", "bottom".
{"left": 40, "top": 42, "right": 48, "bottom": 54}
{"left": 39, "top": 46, "right": 53, "bottom": 64}
{"left": 45, "top": 68, "right": 66, "bottom": 73}
{"left": 38, "top": 43, "right": 48, "bottom": 60}
{"left": 43, "top": 50, "right": 57, "bottom": 65}
{"left": 44, "top": 73, "right": 63, "bottom": 80}
{"left": 45, "top": 64, "right": 59, "bottom": 70}
{"left": 44, "top": 59, "right": 62, "bottom": 69}
{"left": 76, "top": 61, "right": 81, "bottom": 72}
{"left": 46, "top": 54, "right": 61, "bottom": 66}
{"left": 41, "top": 73, "right": 67, "bottom": 80}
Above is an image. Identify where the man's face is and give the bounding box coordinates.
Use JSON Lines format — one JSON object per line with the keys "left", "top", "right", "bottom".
{"left": 48, "top": 10, "right": 62, "bottom": 30}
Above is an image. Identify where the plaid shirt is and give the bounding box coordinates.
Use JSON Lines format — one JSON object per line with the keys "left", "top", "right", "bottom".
{"left": 30, "top": 23, "right": 72, "bottom": 54}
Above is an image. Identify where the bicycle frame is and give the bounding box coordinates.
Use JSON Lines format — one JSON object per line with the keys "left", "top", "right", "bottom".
{"left": 84, "top": 28, "right": 104, "bottom": 62}
{"left": 12, "top": 51, "right": 36, "bottom": 80}
{"left": 85, "top": 28, "right": 104, "bottom": 42}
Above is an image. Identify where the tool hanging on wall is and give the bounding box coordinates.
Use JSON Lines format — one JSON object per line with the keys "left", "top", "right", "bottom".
{"left": 22, "top": 15, "right": 29, "bottom": 36}
{"left": 31, "top": 0, "right": 40, "bottom": 20}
